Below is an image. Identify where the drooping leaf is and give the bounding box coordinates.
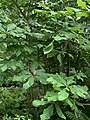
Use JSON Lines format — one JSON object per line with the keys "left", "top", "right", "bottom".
{"left": 57, "top": 54, "right": 62, "bottom": 65}
{"left": 47, "top": 49, "right": 58, "bottom": 58}
{"left": 55, "top": 104, "right": 66, "bottom": 119}
{"left": 43, "top": 42, "right": 53, "bottom": 54}
{"left": 65, "top": 98, "right": 73, "bottom": 108}
{"left": 40, "top": 105, "right": 53, "bottom": 120}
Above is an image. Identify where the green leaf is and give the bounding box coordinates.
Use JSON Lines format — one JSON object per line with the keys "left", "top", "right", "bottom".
{"left": 0, "top": 3, "right": 2, "bottom": 7}
{"left": 58, "top": 89, "right": 69, "bottom": 101}
{"left": 65, "top": 32, "right": 75, "bottom": 39}
{"left": 7, "top": 23, "right": 16, "bottom": 31}
{"left": 66, "top": 76, "right": 75, "bottom": 85}
{"left": 87, "top": 0, "right": 90, "bottom": 4}
{"left": 32, "top": 100, "right": 48, "bottom": 107}
{"left": 70, "top": 85, "right": 88, "bottom": 98}
{"left": 40, "top": 105, "right": 53, "bottom": 120}
{"left": 47, "top": 95, "right": 58, "bottom": 102}
{"left": 30, "top": 33, "right": 44, "bottom": 39}
{"left": 47, "top": 77, "right": 64, "bottom": 88}
{"left": 41, "top": 29, "right": 53, "bottom": 33}
{"left": 23, "top": 76, "right": 34, "bottom": 89}
{"left": 24, "top": 46, "right": 33, "bottom": 54}
{"left": 54, "top": 35, "right": 67, "bottom": 41}
{"left": 44, "top": 91, "right": 58, "bottom": 102}
{"left": 47, "top": 49, "right": 58, "bottom": 58}
{"left": 66, "top": 7, "right": 74, "bottom": 13}
{"left": 65, "top": 98, "right": 73, "bottom": 108}
{"left": 40, "top": 3, "right": 49, "bottom": 9}
{"left": 77, "top": 0, "right": 86, "bottom": 9}
{"left": 37, "top": 71, "right": 48, "bottom": 85}
{"left": 76, "top": 12, "right": 88, "bottom": 18}
{"left": 13, "top": 74, "right": 30, "bottom": 82}
{"left": 43, "top": 42, "right": 53, "bottom": 54}
{"left": 0, "top": 23, "right": 5, "bottom": 32}
{"left": 0, "top": 34, "right": 6, "bottom": 39}
{"left": 55, "top": 104, "right": 66, "bottom": 119}
{"left": 76, "top": 72, "right": 87, "bottom": 81}
{"left": 57, "top": 54, "right": 62, "bottom": 65}
{"left": 1, "top": 64, "right": 7, "bottom": 72}
{"left": 56, "top": 73, "right": 67, "bottom": 85}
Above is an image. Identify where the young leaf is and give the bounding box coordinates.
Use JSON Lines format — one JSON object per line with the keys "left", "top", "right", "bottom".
{"left": 77, "top": 0, "right": 86, "bottom": 9}
{"left": 55, "top": 104, "right": 66, "bottom": 119}
{"left": 40, "top": 105, "right": 53, "bottom": 120}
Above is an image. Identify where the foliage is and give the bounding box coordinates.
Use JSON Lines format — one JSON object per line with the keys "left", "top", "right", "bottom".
{"left": 33, "top": 73, "right": 89, "bottom": 119}
{"left": 0, "top": 87, "right": 34, "bottom": 119}
{"left": 0, "top": 0, "right": 90, "bottom": 119}
{"left": 3, "top": 114, "right": 32, "bottom": 120}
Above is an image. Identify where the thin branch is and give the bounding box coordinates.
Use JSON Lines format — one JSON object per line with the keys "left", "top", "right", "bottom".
{"left": 82, "top": 57, "right": 90, "bottom": 67}
{"left": 12, "top": 0, "right": 32, "bottom": 30}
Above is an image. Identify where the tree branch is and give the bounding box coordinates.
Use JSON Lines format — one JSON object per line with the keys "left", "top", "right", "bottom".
{"left": 12, "top": 0, "right": 32, "bottom": 30}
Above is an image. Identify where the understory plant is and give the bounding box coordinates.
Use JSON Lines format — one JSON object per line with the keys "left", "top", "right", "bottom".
{"left": 33, "top": 72, "right": 89, "bottom": 120}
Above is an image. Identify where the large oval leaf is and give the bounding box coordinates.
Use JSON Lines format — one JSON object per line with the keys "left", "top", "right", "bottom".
{"left": 58, "top": 89, "right": 69, "bottom": 101}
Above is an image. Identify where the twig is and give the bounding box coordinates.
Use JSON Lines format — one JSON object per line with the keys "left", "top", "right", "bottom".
{"left": 12, "top": 0, "right": 32, "bottom": 30}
